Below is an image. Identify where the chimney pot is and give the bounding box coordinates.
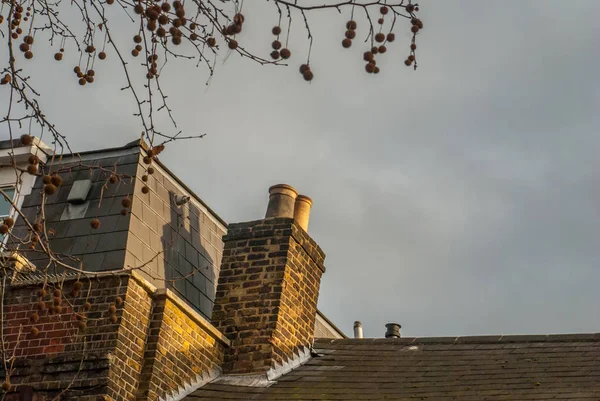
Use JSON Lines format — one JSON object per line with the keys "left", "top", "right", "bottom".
{"left": 265, "top": 184, "right": 298, "bottom": 219}
{"left": 353, "top": 321, "right": 363, "bottom": 339}
{"left": 385, "top": 323, "right": 401, "bottom": 339}
{"left": 293, "top": 195, "right": 312, "bottom": 231}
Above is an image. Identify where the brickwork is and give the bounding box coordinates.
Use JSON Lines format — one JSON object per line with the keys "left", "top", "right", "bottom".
{"left": 137, "top": 290, "right": 227, "bottom": 401}
{"left": 1, "top": 271, "right": 228, "bottom": 401}
{"left": 0, "top": 273, "right": 129, "bottom": 400}
{"left": 211, "top": 217, "right": 325, "bottom": 374}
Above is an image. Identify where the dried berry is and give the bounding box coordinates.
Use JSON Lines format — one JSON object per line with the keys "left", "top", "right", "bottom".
{"left": 79, "top": 78, "right": 87, "bottom": 86}
{"left": 53, "top": 297, "right": 61, "bottom": 306}
{"left": 32, "top": 221, "right": 42, "bottom": 232}
{"left": 54, "top": 52, "right": 63, "bottom": 61}
{"left": 280, "top": 48, "right": 291, "bottom": 59}
{"left": 299, "top": 64, "right": 310, "bottom": 74}
{"left": 408, "top": 55, "right": 415, "bottom": 61}
{"left": 378, "top": 45, "right": 387, "bottom": 54}
{"left": 24, "top": 50, "right": 33, "bottom": 59}
{"left": 302, "top": 69, "right": 314, "bottom": 82}
{"left": 207, "top": 37, "right": 216, "bottom": 47}
{"left": 147, "top": 167, "right": 155, "bottom": 174}
{"left": 134, "top": 4, "right": 144, "bottom": 13}
{"left": 43, "top": 184, "right": 57, "bottom": 195}
{"left": 109, "top": 174, "right": 118, "bottom": 184}
{"left": 114, "top": 296, "right": 123, "bottom": 305}
{"left": 78, "top": 321, "right": 87, "bottom": 330}
{"left": 37, "top": 300, "right": 46, "bottom": 310}
{"left": 345, "top": 30, "right": 356, "bottom": 40}
{"left": 109, "top": 314, "right": 118, "bottom": 323}
{"left": 85, "top": 45, "right": 95, "bottom": 53}
{"left": 26, "top": 154, "right": 36, "bottom": 164}
{"left": 142, "top": 175, "right": 148, "bottom": 182}
{"left": 0, "top": 225, "right": 8, "bottom": 235}
{"left": 51, "top": 174, "right": 62, "bottom": 186}
{"left": 411, "top": 25, "right": 419, "bottom": 33}
{"left": 4, "top": 217, "right": 14, "bottom": 228}
{"left": 378, "top": 18, "right": 384, "bottom": 25}
{"left": 121, "top": 198, "right": 131, "bottom": 208}
{"left": 91, "top": 218, "right": 100, "bottom": 229}
{"left": 143, "top": 156, "right": 152, "bottom": 164}
{"left": 410, "top": 43, "right": 417, "bottom": 50}
{"left": 272, "top": 40, "right": 281, "bottom": 50}
{"left": 270, "top": 50, "right": 280, "bottom": 60}
{"left": 27, "top": 164, "right": 38, "bottom": 175}
{"left": 98, "top": 51, "right": 107, "bottom": 60}
{"left": 272, "top": 26, "right": 281, "bottom": 35}
{"left": 346, "top": 20, "right": 357, "bottom": 30}
{"left": 73, "top": 281, "right": 83, "bottom": 291}
{"left": 404, "top": 58, "right": 413, "bottom": 66}
{"left": 30, "top": 312, "right": 39, "bottom": 322}
{"left": 83, "top": 301, "right": 92, "bottom": 310}
{"left": 365, "top": 62, "right": 375, "bottom": 73}
{"left": 131, "top": 49, "right": 139, "bottom": 57}
{"left": 228, "top": 40, "right": 238, "bottom": 50}
{"left": 121, "top": 209, "right": 128, "bottom": 216}
{"left": 141, "top": 186, "right": 150, "bottom": 194}
{"left": 387, "top": 33, "right": 395, "bottom": 42}
{"left": 40, "top": 288, "right": 47, "bottom": 297}
{"left": 363, "top": 51, "right": 374, "bottom": 62}
{"left": 30, "top": 327, "right": 39, "bottom": 337}
{"left": 24, "top": 35, "right": 33, "bottom": 44}
{"left": 1, "top": 381, "right": 10, "bottom": 391}
{"left": 380, "top": 6, "right": 389, "bottom": 14}
{"left": 372, "top": 46, "right": 379, "bottom": 54}
{"left": 375, "top": 33, "right": 385, "bottom": 43}
{"left": 342, "top": 38, "right": 352, "bottom": 48}
{"left": 20, "top": 134, "right": 32, "bottom": 145}
{"left": 161, "top": 2, "right": 171, "bottom": 12}
{"left": 108, "top": 305, "right": 117, "bottom": 314}
{"left": 19, "top": 43, "right": 29, "bottom": 52}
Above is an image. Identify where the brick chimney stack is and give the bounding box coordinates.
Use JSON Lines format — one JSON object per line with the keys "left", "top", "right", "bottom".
{"left": 211, "top": 184, "right": 325, "bottom": 375}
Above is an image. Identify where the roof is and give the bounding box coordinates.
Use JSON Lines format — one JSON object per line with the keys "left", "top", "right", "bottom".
{"left": 185, "top": 334, "right": 600, "bottom": 400}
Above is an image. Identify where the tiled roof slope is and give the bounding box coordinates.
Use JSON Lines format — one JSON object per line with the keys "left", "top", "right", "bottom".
{"left": 185, "top": 334, "right": 600, "bottom": 400}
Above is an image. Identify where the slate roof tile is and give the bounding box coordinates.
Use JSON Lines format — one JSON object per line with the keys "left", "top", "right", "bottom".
{"left": 185, "top": 334, "right": 600, "bottom": 400}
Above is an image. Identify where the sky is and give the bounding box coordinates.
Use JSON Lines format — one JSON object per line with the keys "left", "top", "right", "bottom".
{"left": 2, "top": 0, "right": 600, "bottom": 338}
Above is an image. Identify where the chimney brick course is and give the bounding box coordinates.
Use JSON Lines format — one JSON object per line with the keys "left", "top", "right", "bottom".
{"left": 211, "top": 217, "right": 325, "bottom": 374}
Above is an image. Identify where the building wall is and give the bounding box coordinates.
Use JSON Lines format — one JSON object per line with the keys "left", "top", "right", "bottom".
{"left": 0, "top": 271, "right": 228, "bottom": 401}
{"left": 314, "top": 312, "right": 346, "bottom": 339}
{"left": 126, "top": 151, "right": 226, "bottom": 319}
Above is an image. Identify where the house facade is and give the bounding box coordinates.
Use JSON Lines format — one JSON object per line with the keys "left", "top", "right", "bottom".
{"left": 0, "top": 138, "right": 597, "bottom": 401}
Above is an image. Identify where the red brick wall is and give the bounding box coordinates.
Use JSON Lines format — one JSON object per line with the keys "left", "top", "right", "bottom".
{"left": 1, "top": 271, "right": 228, "bottom": 401}
{"left": 211, "top": 217, "right": 325, "bottom": 374}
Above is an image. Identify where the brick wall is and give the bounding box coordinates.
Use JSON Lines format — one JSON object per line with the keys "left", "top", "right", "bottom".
{"left": 0, "top": 271, "right": 228, "bottom": 401}
{"left": 136, "top": 290, "right": 227, "bottom": 401}
{"left": 211, "top": 217, "right": 325, "bottom": 374}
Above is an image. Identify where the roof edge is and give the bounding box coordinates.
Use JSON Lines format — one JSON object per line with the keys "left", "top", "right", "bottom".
{"left": 314, "top": 332, "right": 600, "bottom": 345}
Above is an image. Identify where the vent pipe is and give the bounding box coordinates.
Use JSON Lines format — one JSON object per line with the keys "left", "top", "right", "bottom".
{"left": 353, "top": 321, "right": 363, "bottom": 339}
{"left": 293, "top": 195, "right": 312, "bottom": 232}
{"left": 385, "top": 323, "right": 401, "bottom": 339}
{"left": 265, "top": 184, "right": 298, "bottom": 219}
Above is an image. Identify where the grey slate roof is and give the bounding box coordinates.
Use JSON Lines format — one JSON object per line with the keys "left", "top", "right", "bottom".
{"left": 185, "top": 334, "right": 600, "bottom": 400}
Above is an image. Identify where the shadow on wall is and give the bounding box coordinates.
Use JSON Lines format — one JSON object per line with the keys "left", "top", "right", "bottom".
{"left": 162, "top": 192, "right": 215, "bottom": 319}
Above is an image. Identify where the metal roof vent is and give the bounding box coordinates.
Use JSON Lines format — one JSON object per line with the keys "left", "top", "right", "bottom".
{"left": 67, "top": 179, "right": 92, "bottom": 204}
{"left": 385, "top": 323, "right": 401, "bottom": 339}
{"left": 353, "top": 321, "right": 363, "bottom": 339}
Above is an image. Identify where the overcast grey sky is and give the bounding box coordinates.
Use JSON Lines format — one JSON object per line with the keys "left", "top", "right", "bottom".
{"left": 4, "top": 1, "right": 600, "bottom": 338}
